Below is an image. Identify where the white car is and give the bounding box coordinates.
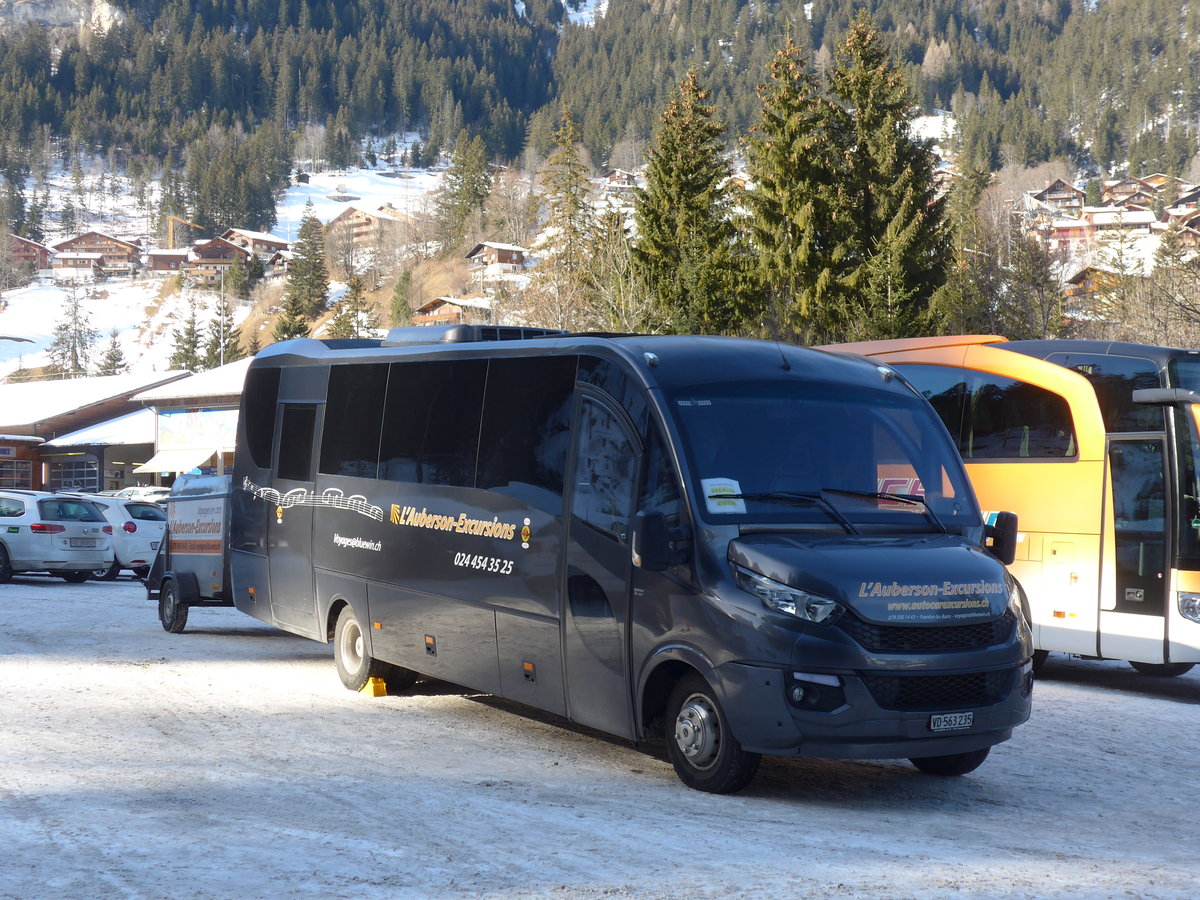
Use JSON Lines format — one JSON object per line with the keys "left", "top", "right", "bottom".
{"left": 114, "top": 486, "right": 171, "bottom": 504}
{"left": 0, "top": 490, "right": 114, "bottom": 583}
{"left": 84, "top": 497, "right": 167, "bottom": 580}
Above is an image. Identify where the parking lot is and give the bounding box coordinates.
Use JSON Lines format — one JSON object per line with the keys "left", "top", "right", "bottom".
{"left": 2, "top": 576, "right": 1199, "bottom": 899}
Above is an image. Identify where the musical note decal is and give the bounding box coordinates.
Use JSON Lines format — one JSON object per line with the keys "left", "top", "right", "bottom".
{"left": 243, "top": 478, "right": 384, "bottom": 522}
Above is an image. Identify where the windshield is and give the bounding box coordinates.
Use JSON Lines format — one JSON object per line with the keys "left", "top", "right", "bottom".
{"left": 667, "top": 379, "right": 981, "bottom": 530}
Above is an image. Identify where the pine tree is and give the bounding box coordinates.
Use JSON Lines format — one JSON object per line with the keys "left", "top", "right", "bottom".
{"left": 285, "top": 199, "right": 329, "bottom": 318}
{"left": 204, "top": 292, "right": 244, "bottom": 368}
{"left": 326, "top": 275, "right": 380, "bottom": 338}
{"left": 390, "top": 270, "right": 413, "bottom": 326}
{"left": 47, "top": 284, "right": 98, "bottom": 377}
{"left": 225, "top": 254, "right": 250, "bottom": 302}
{"left": 95, "top": 328, "right": 127, "bottom": 375}
{"left": 632, "top": 71, "right": 750, "bottom": 335}
{"left": 272, "top": 292, "right": 311, "bottom": 342}
{"left": 434, "top": 129, "right": 491, "bottom": 254}
{"left": 828, "top": 13, "right": 950, "bottom": 340}
{"left": 744, "top": 37, "right": 849, "bottom": 341}
{"left": 169, "top": 299, "right": 204, "bottom": 371}
{"left": 538, "top": 106, "right": 594, "bottom": 279}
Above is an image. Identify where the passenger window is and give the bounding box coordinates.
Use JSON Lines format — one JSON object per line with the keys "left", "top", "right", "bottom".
{"left": 0, "top": 498, "right": 25, "bottom": 517}
{"left": 277, "top": 405, "right": 318, "bottom": 481}
{"left": 476, "top": 356, "right": 576, "bottom": 512}
{"left": 1046, "top": 352, "right": 1164, "bottom": 432}
{"left": 898, "top": 364, "right": 1076, "bottom": 460}
{"left": 379, "top": 359, "right": 486, "bottom": 487}
{"left": 242, "top": 367, "right": 281, "bottom": 469}
{"left": 578, "top": 356, "right": 649, "bottom": 433}
{"left": 572, "top": 397, "right": 639, "bottom": 542}
{"left": 639, "top": 423, "right": 682, "bottom": 519}
{"left": 319, "top": 363, "right": 388, "bottom": 478}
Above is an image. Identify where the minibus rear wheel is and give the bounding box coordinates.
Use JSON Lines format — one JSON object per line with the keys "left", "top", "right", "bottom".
{"left": 334, "top": 605, "right": 388, "bottom": 691}
{"left": 909, "top": 747, "right": 990, "bottom": 776}
{"left": 665, "top": 674, "right": 761, "bottom": 793}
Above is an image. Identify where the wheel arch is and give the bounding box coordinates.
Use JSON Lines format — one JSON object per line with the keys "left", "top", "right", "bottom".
{"left": 635, "top": 643, "right": 717, "bottom": 741}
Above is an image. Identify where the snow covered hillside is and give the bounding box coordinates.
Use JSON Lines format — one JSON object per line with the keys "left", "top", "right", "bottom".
{"left": 0, "top": 166, "right": 443, "bottom": 379}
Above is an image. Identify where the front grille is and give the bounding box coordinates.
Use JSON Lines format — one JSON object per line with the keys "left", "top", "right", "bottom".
{"left": 838, "top": 608, "right": 1016, "bottom": 653}
{"left": 860, "top": 669, "right": 1014, "bottom": 711}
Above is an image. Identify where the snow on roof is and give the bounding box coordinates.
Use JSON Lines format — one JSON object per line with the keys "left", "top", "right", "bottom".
{"left": 225, "top": 228, "right": 289, "bottom": 244}
{"left": 0, "top": 433, "right": 43, "bottom": 443}
{"left": 0, "top": 371, "right": 189, "bottom": 429}
{"left": 132, "top": 357, "right": 252, "bottom": 403}
{"left": 41, "top": 408, "right": 156, "bottom": 447}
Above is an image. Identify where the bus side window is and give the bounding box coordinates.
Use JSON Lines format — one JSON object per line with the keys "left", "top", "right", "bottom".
{"left": 277, "top": 405, "right": 317, "bottom": 481}
{"left": 242, "top": 367, "right": 280, "bottom": 469}
{"left": 319, "top": 364, "right": 387, "bottom": 478}
{"left": 572, "top": 398, "right": 639, "bottom": 542}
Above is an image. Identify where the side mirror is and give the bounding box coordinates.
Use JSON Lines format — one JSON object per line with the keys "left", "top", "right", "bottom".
{"left": 633, "top": 510, "right": 689, "bottom": 571}
{"left": 985, "top": 511, "right": 1018, "bottom": 566}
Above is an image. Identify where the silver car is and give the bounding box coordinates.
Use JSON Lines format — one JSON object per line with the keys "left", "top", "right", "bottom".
{"left": 0, "top": 491, "right": 114, "bottom": 583}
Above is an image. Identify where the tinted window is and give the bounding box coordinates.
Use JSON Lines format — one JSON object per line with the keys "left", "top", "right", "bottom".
{"left": 37, "top": 498, "right": 105, "bottom": 522}
{"left": 126, "top": 503, "right": 166, "bottom": 521}
{"left": 571, "top": 397, "right": 639, "bottom": 542}
{"left": 476, "top": 356, "right": 576, "bottom": 512}
{"left": 1046, "top": 352, "right": 1163, "bottom": 432}
{"left": 578, "top": 356, "right": 649, "bottom": 433}
{"left": 0, "top": 497, "right": 25, "bottom": 517}
{"left": 277, "top": 405, "right": 317, "bottom": 481}
{"left": 379, "top": 359, "right": 487, "bottom": 487}
{"left": 319, "top": 363, "right": 388, "bottom": 478}
{"left": 898, "top": 364, "right": 1076, "bottom": 459}
{"left": 242, "top": 367, "right": 280, "bottom": 469}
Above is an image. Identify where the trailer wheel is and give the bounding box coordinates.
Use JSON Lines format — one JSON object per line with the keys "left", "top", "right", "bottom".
{"left": 909, "top": 747, "right": 990, "bottom": 776}
{"left": 0, "top": 544, "right": 11, "bottom": 583}
{"left": 92, "top": 560, "right": 121, "bottom": 581}
{"left": 1129, "top": 661, "right": 1194, "bottom": 677}
{"left": 159, "top": 579, "right": 189, "bottom": 633}
{"left": 334, "top": 605, "right": 387, "bottom": 691}
{"left": 665, "top": 673, "right": 760, "bottom": 794}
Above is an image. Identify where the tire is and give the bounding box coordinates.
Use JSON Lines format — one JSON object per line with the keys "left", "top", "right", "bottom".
{"left": 910, "top": 747, "right": 990, "bottom": 776}
{"left": 1129, "top": 661, "right": 1195, "bottom": 677}
{"left": 333, "top": 605, "right": 388, "bottom": 691}
{"left": 60, "top": 571, "right": 90, "bottom": 583}
{"left": 158, "top": 579, "right": 189, "bottom": 634}
{"left": 1031, "top": 649, "right": 1050, "bottom": 675}
{"left": 385, "top": 663, "right": 420, "bottom": 694}
{"left": 132, "top": 566, "right": 150, "bottom": 581}
{"left": 665, "top": 673, "right": 761, "bottom": 794}
{"left": 0, "top": 544, "right": 11, "bottom": 584}
{"left": 92, "top": 560, "right": 121, "bottom": 581}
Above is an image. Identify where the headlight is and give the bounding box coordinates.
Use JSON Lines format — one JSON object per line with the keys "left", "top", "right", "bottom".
{"left": 733, "top": 565, "right": 842, "bottom": 623}
{"left": 1179, "top": 592, "right": 1200, "bottom": 624}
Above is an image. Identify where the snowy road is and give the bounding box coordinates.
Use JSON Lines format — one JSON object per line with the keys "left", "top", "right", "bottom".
{"left": 1, "top": 578, "right": 1198, "bottom": 899}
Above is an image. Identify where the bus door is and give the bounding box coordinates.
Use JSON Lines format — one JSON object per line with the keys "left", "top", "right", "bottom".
{"left": 1101, "top": 437, "right": 1170, "bottom": 661}
{"left": 267, "top": 402, "right": 323, "bottom": 638}
{"left": 562, "top": 393, "right": 640, "bottom": 739}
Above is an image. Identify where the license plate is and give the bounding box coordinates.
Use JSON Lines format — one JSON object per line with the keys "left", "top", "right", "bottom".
{"left": 930, "top": 711, "right": 973, "bottom": 732}
{"left": 70, "top": 538, "right": 96, "bottom": 548}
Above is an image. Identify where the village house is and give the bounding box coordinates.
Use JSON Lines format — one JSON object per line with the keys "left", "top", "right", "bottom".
{"left": 219, "top": 228, "right": 290, "bottom": 260}
{"left": 7, "top": 233, "right": 53, "bottom": 271}
{"left": 412, "top": 296, "right": 493, "bottom": 327}
{"left": 465, "top": 241, "right": 528, "bottom": 292}
{"left": 325, "top": 203, "right": 414, "bottom": 261}
{"left": 145, "top": 248, "right": 189, "bottom": 273}
{"left": 51, "top": 251, "right": 105, "bottom": 281}
{"left": 184, "top": 237, "right": 253, "bottom": 285}
{"left": 1031, "top": 179, "right": 1086, "bottom": 216}
{"left": 52, "top": 231, "right": 141, "bottom": 276}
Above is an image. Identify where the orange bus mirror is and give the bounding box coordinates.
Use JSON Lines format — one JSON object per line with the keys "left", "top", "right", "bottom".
{"left": 986, "top": 511, "right": 1018, "bottom": 566}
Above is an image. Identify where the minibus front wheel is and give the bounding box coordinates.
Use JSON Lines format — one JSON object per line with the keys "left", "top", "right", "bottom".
{"left": 665, "top": 673, "right": 761, "bottom": 794}
{"left": 333, "top": 604, "right": 388, "bottom": 691}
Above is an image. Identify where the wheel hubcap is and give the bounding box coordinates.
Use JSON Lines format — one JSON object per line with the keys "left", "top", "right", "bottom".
{"left": 674, "top": 693, "right": 720, "bottom": 770}
{"left": 341, "top": 620, "right": 363, "bottom": 669}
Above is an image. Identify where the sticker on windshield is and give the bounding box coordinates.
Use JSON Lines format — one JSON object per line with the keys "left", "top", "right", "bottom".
{"left": 703, "top": 478, "right": 746, "bottom": 514}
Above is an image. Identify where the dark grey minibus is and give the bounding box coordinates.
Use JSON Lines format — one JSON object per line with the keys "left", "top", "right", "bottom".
{"left": 218, "top": 326, "right": 1031, "bottom": 792}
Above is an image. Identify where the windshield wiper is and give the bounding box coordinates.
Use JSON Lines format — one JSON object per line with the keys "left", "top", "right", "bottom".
{"left": 819, "top": 488, "right": 947, "bottom": 533}
{"left": 707, "top": 491, "right": 857, "bottom": 533}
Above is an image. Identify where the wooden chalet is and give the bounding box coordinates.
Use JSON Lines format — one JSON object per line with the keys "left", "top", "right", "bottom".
{"left": 1102, "top": 176, "right": 1155, "bottom": 206}
{"left": 325, "top": 204, "right": 413, "bottom": 255}
{"left": 412, "top": 296, "right": 493, "bottom": 327}
{"left": 8, "top": 234, "right": 53, "bottom": 270}
{"left": 219, "top": 228, "right": 290, "bottom": 259}
{"left": 1031, "top": 179, "right": 1085, "bottom": 215}
{"left": 186, "top": 237, "right": 252, "bottom": 285}
{"left": 51, "top": 251, "right": 105, "bottom": 280}
{"left": 146, "top": 249, "right": 189, "bottom": 273}
{"left": 52, "top": 231, "right": 141, "bottom": 276}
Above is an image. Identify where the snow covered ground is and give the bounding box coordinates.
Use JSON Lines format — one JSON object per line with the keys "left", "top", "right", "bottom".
{"left": 1, "top": 577, "right": 1198, "bottom": 899}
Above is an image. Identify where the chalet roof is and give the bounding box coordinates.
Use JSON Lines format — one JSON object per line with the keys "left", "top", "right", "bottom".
{"left": 191, "top": 237, "right": 250, "bottom": 255}
{"left": 131, "top": 357, "right": 252, "bottom": 404}
{"left": 51, "top": 230, "right": 141, "bottom": 251}
{"left": 1085, "top": 208, "right": 1157, "bottom": 226}
{"left": 416, "top": 296, "right": 494, "bottom": 313}
{"left": 10, "top": 234, "right": 52, "bottom": 251}
{"left": 1032, "top": 178, "right": 1083, "bottom": 199}
{"left": 465, "top": 241, "right": 527, "bottom": 258}
{"left": 0, "top": 371, "right": 189, "bottom": 431}
{"left": 220, "top": 228, "right": 289, "bottom": 246}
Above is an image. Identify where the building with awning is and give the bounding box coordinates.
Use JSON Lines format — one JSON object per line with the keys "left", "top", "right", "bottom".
{"left": 131, "top": 358, "right": 252, "bottom": 481}
{"left": 40, "top": 408, "right": 157, "bottom": 493}
{"left": 0, "top": 370, "right": 190, "bottom": 490}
